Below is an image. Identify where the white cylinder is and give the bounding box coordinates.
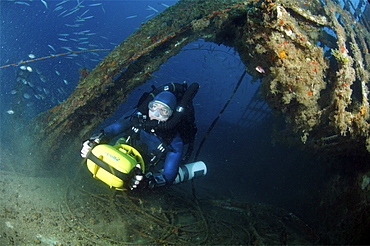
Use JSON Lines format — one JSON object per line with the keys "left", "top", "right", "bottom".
{"left": 173, "top": 161, "right": 207, "bottom": 184}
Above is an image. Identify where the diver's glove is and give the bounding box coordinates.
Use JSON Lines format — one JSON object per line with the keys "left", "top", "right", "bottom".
{"left": 81, "top": 140, "right": 93, "bottom": 158}
{"left": 80, "top": 131, "right": 109, "bottom": 158}
{"left": 145, "top": 171, "right": 167, "bottom": 189}
{"left": 142, "top": 120, "right": 161, "bottom": 132}
{"left": 129, "top": 164, "right": 145, "bottom": 190}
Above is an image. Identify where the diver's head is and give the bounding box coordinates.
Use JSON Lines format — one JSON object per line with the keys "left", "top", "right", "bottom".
{"left": 148, "top": 91, "right": 176, "bottom": 121}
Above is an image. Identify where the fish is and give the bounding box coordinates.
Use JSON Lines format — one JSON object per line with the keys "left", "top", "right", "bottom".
{"left": 23, "top": 93, "right": 31, "bottom": 99}
{"left": 48, "top": 44, "right": 56, "bottom": 52}
{"left": 56, "top": 0, "right": 69, "bottom": 6}
{"left": 7, "top": 110, "right": 15, "bottom": 115}
{"left": 126, "top": 15, "right": 138, "bottom": 19}
{"left": 160, "top": 3, "right": 170, "bottom": 8}
{"left": 100, "top": 36, "right": 108, "bottom": 39}
{"left": 88, "top": 3, "right": 102, "bottom": 7}
{"left": 58, "top": 38, "right": 69, "bottom": 41}
{"left": 61, "top": 46, "right": 73, "bottom": 51}
{"left": 10, "top": 90, "right": 17, "bottom": 95}
{"left": 40, "top": 0, "right": 48, "bottom": 9}
{"left": 27, "top": 81, "right": 35, "bottom": 88}
{"left": 14, "top": 2, "right": 31, "bottom": 6}
{"left": 63, "top": 8, "right": 79, "bottom": 17}
{"left": 255, "top": 66, "right": 266, "bottom": 73}
{"left": 147, "top": 5, "right": 159, "bottom": 13}
{"left": 58, "top": 33, "right": 70, "bottom": 36}
{"left": 79, "top": 9, "right": 90, "bottom": 17}
{"left": 63, "top": 79, "right": 69, "bottom": 85}
{"left": 53, "top": 6, "right": 63, "bottom": 12}
{"left": 43, "top": 88, "right": 50, "bottom": 94}
{"left": 65, "top": 23, "right": 82, "bottom": 27}
{"left": 20, "top": 78, "right": 28, "bottom": 85}
{"left": 82, "top": 16, "right": 94, "bottom": 20}
{"left": 57, "top": 10, "right": 68, "bottom": 17}
{"left": 55, "top": 70, "right": 61, "bottom": 75}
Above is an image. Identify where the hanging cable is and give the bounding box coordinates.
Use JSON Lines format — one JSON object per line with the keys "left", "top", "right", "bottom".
{"left": 0, "top": 49, "right": 112, "bottom": 70}
{"left": 194, "top": 70, "right": 247, "bottom": 161}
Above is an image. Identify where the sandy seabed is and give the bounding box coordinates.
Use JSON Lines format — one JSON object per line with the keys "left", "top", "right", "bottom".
{"left": 0, "top": 166, "right": 317, "bottom": 245}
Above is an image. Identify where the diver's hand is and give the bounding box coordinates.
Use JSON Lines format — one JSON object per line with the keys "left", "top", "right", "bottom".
{"left": 142, "top": 120, "right": 160, "bottom": 131}
{"left": 81, "top": 131, "right": 109, "bottom": 158}
{"left": 81, "top": 140, "right": 94, "bottom": 158}
{"left": 129, "top": 164, "right": 145, "bottom": 190}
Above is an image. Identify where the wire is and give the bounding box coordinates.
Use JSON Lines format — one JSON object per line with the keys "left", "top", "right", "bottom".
{"left": 194, "top": 70, "right": 247, "bottom": 161}
{"left": 0, "top": 49, "right": 112, "bottom": 69}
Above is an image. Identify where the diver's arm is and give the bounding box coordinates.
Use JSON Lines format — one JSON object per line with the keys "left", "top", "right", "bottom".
{"left": 81, "top": 110, "right": 134, "bottom": 158}
{"left": 162, "top": 133, "right": 184, "bottom": 184}
{"left": 103, "top": 110, "right": 134, "bottom": 140}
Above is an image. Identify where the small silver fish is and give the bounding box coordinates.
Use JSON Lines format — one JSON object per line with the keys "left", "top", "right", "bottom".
{"left": 147, "top": 5, "right": 159, "bottom": 13}
{"left": 14, "top": 2, "right": 30, "bottom": 6}
{"left": 126, "top": 15, "right": 138, "bottom": 19}
{"left": 40, "top": 0, "right": 48, "bottom": 9}
{"left": 88, "top": 3, "right": 102, "bottom": 7}
{"left": 48, "top": 44, "right": 56, "bottom": 52}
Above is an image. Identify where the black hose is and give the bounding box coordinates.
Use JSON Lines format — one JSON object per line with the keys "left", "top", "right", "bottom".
{"left": 194, "top": 71, "right": 247, "bottom": 161}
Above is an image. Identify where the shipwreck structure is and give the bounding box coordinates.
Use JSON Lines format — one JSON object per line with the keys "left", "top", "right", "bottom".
{"left": 6, "top": 0, "right": 369, "bottom": 244}
{"left": 28, "top": 0, "right": 370, "bottom": 161}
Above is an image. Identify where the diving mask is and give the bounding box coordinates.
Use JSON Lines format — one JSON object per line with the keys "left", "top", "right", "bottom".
{"left": 148, "top": 100, "right": 173, "bottom": 121}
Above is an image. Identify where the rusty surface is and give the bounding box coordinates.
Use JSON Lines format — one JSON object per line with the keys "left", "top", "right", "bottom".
{"left": 24, "top": 0, "right": 370, "bottom": 165}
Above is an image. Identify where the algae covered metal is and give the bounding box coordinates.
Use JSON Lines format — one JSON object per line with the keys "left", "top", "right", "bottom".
{"left": 27, "top": 0, "right": 369, "bottom": 164}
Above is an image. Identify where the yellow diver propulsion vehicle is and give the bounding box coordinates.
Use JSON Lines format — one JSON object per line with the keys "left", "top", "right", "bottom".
{"left": 85, "top": 142, "right": 207, "bottom": 190}
{"left": 86, "top": 143, "right": 145, "bottom": 191}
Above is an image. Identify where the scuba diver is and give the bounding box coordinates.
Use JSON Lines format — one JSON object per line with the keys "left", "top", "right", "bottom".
{"left": 81, "top": 82, "right": 206, "bottom": 191}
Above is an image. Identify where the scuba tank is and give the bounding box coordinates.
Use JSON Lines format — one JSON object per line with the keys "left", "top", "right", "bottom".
{"left": 148, "top": 161, "right": 207, "bottom": 188}
{"left": 174, "top": 161, "right": 207, "bottom": 184}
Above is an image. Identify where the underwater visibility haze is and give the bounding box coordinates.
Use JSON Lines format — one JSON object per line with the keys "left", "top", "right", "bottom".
{"left": 1, "top": 0, "right": 370, "bottom": 244}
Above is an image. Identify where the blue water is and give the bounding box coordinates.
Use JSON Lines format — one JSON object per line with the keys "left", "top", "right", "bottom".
{"left": 0, "top": 0, "right": 259, "bottom": 128}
